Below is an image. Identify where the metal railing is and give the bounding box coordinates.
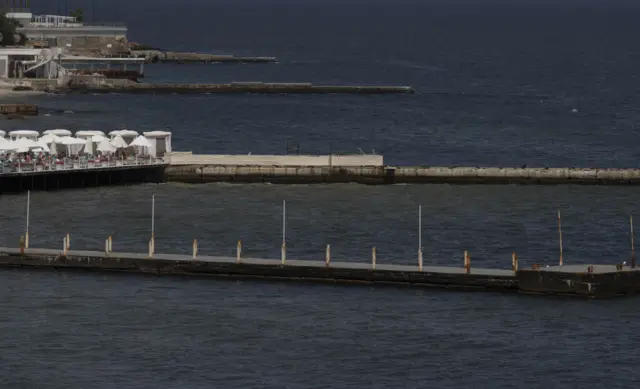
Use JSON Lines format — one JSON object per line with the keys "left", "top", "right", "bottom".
{"left": 1, "top": 157, "right": 165, "bottom": 175}
{"left": 26, "top": 22, "right": 127, "bottom": 28}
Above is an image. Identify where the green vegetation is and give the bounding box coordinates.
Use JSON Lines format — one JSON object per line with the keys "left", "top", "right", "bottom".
{"left": 70, "top": 8, "right": 84, "bottom": 22}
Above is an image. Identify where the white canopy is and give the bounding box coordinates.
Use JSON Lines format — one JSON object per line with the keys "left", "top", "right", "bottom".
{"left": 58, "top": 136, "right": 86, "bottom": 145}
{"left": 129, "top": 135, "right": 152, "bottom": 148}
{"left": 97, "top": 139, "right": 116, "bottom": 153}
{"left": 143, "top": 131, "right": 172, "bottom": 137}
{"left": 9, "top": 130, "right": 39, "bottom": 136}
{"left": 0, "top": 130, "right": 5, "bottom": 137}
{"left": 76, "top": 130, "right": 106, "bottom": 137}
{"left": 9, "top": 130, "right": 39, "bottom": 141}
{"left": 50, "top": 140, "right": 57, "bottom": 155}
{"left": 39, "top": 133, "right": 61, "bottom": 144}
{"left": 110, "top": 135, "right": 129, "bottom": 148}
{"left": 110, "top": 129, "right": 139, "bottom": 138}
{"left": 43, "top": 129, "right": 71, "bottom": 136}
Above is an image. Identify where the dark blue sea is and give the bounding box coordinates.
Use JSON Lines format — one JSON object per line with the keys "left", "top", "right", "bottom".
{"left": 1, "top": 1, "right": 640, "bottom": 388}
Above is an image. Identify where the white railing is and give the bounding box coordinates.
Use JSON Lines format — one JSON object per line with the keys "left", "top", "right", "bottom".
{"left": 1, "top": 157, "right": 165, "bottom": 175}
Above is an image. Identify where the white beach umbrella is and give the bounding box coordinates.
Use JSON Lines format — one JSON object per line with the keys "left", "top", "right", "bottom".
{"left": 58, "top": 136, "right": 86, "bottom": 145}
{"left": 129, "top": 135, "right": 152, "bottom": 148}
{"left": 13, "top": 137, "right": 39, "bottom": 149}
{"left": 39, "top": 133, "right": 61, "bottom": 144}
{"left": 97, "top": 139, "right": 116, "bottom": 153}
{"left": 91, "top": 134, "right": 108, "bottom": 143}
{"left": 35, "top": 139, "right": 51, "bottom": 153}
{"left": 110, "top": 135, "right": 129, "bottom": 149}
{"left": 50, "top": 140, "right": 57, "bottom": 155}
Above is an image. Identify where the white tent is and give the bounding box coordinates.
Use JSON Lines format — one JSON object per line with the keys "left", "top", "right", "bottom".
{"left": 110, "top": 135, "right": 129, "bottom": 149}
{"left": 58, "top": 136, "right": 86, "bottom": 156}
{"left": 143, "top": 131, "right": 172, "bottom": 158}
{"left": 97, "top": 139, "right": 116, "bottom": 153}
{"left": 43, "top": 129, "right": 72, "bottom": 137}
{"left": 0, "top": 130, "right": 6, "bottom": 137}
{"left": 50, "top": 140, "right": 57, "bottom": 155}
{"left": 92, "top": 134, "right": 108, "bottom": 143}
{"left": 8, "top": 130, "right": 39, "bottom": 141}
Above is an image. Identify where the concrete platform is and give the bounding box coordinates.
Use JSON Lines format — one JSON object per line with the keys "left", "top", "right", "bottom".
{"left": 0, "top": 162, "right": 166, "bottom": 193}
{"left": 164, "top": 162, "right": 640, "bottom": 185}
{"left": 0, "top": 247, "right": 517, "bottom": 292}
{"left": 2, "top": 246, "right": 639, "bottom": 298}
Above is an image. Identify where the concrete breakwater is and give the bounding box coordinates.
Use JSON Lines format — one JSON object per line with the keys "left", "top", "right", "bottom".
{"left": 164, "top": 154, "right": 640, "bottom": 185}
{"left": 1, "top": 247, "right": 638, "bottom": 298}
{"left": 131, "top": 50, "right": 277, "bottom": 64}
{"left": 0, "top": 104, "right": 38, "bottom": 116}
{"left": 65, "top": 81, "right": 415, "bottom": 95}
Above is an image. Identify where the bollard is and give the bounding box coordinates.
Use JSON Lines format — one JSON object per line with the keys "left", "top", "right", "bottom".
{"left": 325, "top": 244, "right": 331, "bottom": 267}
{"left": 63, "top": 236, "right": 67, "bottom": 255}
{"left": 66, "top": 233, "right": 70, "bottom": 250}
{"left": 236, "top": 240, "right": 242, "bottom": 263}
{"left": 418, "top": 248, "right": 423, "bottom": 272}
{"left": 372, "top": 247, "right": 377, "bottom": 270}
{"left": 512, "top": 252, "right": 518, "bottom": 272}
{"left": 25, "top": 231, "right": 29, "bottom": 249}
{"left": 281, "top": 242, "right": 286, "bottom": 265}
{"left": 108, "top": 236, "right": 112, "bottom": 253}
{"left": 192, "top": 239, "right": 198, "bottom": 259}
{"left": 464, "top": 250, "right": 470, "bottom": 274}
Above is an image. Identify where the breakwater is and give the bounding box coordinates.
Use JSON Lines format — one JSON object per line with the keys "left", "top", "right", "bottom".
{"left": 64, "top": 80, "right": 414, "bottom": 95}
{"left": 165, "top": 158, "right": 640, "bottom": 185}
{"left": 0, "top": 104, "right": 38, "bottom": 116}
{"left": 1, "top": 246, "right": 638, "bottom": 298}
{"left": 131, "top": 50, "right": 277, "bottom": 64}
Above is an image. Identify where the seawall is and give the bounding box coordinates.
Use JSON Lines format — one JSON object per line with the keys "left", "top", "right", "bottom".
{"left": 164, "top": 158, "right": 640, "bottom": 185}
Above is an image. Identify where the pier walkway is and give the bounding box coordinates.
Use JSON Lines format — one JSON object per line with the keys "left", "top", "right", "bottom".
{"left": 2, "top": 245, "right": 639, "bottom": 298}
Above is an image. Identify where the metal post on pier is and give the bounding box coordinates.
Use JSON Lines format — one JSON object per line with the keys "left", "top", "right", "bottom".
{"left": 325, "top": 244, "right": 331, "bottom": 267}
{"left": 631, "top": 215, "right": 636, "bottom": 268}
{"left": 464, "top": 250, "right": 470, "bottom": 274}
{"left": 281, "top": 200, "right": 286, "bottom": 265}
{"left": 63, "top": 236, "right": 67, "bottom": 255}
{"left": 25, "top": 190, "right": 30, "bottom": 249}
{"left": 512, "top": 252, "right": 518, "bottom": 272}
{"left": 149, "top": 194, "right": 155, "bottom": 257}
{"left": 418, "top": 204, "right": 423, "bottom": 271}
{"left": 372, "top": 247, "right": 376, "bottom": 270}
{"left": 108, "top": 236, "right": 112, "bottom": 253}
{"left": 66, "top": 232, "right": 70, "bottom": 250}
{"left": 557, "top": 210, "right": 563, "bottom": 266}
{"left": 237, "top": 240, "right": 242, "bottom": 263}
{"left": 192, "top": 239, "right": 198, "bottom": 259}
